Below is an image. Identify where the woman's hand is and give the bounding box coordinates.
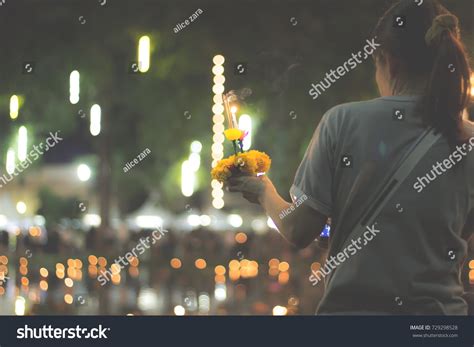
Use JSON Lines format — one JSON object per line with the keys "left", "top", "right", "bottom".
{"left": 227, "top": 174, "right": 327, "bottom": 249}
{"left": 227, "top": 175, "right": 274, "bottom": 204}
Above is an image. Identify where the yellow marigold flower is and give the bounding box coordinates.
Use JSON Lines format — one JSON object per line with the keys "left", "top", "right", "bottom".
{"left": 211, "top": 159, "right": 232, "bottom": 182}
{"left": 211, "top": 150, "right": 272, "bottom": 183}
{"left": 224, "top": 128, "right": 243, "bottom": 141}
{"left": 234, "top": 153, "right": 257, "bottom": 175}
{"left": 252, "top": 150, "right": 271, "bottom": 172}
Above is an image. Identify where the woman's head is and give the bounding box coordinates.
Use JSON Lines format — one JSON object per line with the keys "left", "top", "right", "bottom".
{"left": 373, "top": 0, "right": 471, "bottom": 143}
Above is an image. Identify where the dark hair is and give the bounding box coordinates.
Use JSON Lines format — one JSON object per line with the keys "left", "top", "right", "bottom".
{"left": 373, "top": 0, "right": 471, "bottom": 144}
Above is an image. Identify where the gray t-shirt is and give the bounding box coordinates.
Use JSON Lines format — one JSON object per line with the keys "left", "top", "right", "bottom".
{"left": 290, "top": 96, "right": 474, "bottom": 315}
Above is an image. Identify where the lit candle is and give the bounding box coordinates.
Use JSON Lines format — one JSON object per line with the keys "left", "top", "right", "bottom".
{"left": 230, "top": 106, "right": 238, "bottom": 128}
{"left": 222, "top": 94, "right": 233, "bottom": 128}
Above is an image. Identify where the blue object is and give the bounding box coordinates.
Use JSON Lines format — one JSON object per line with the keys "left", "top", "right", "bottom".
{"left": 320, "top": 224, "right": 330, "bottom": 238}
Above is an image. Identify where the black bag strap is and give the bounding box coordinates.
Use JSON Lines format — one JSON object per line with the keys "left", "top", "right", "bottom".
{"left": 325, "top": 127, "right": 442, "bottom": 285}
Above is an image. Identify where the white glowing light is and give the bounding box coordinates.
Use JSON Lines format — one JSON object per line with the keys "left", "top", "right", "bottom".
{"left": 212, "top": 55, "right": 225, "bottom": 65}
{"left": 211, "top": 189, "right": 224, "bottom": 199}
{"left": 212, "top": 114, "right": 225, "bottom": 124}
{"left": 251, "top": 219, "right": 267, "bottom": 233}
{"left": 212, "top": 198, "right": 224, "bottom": 209}
{"left": 138, "top": 289, "right": 159, "bottom": 311}
{"left": 200, "top": 215, "right": 211, "bottom": 226}
{"left": 238, "top": 114, "right": 252, "bottom": 150}
{"left": 228, "top": 214, "right": 243, "bottom": 228}
{"left": 16, "top": 201, "right": 27, "bottom": 215}
{"left": 211, "top": 154, "right": 222, "bottom": 163}
{"left": 77, "top": 164, "right": 91, "bottom": 182}
{"left": 69, "top": 70, "right": 80, "bottom": 104}
{"left": 213, "top": 75, "right": 225, "bottom": 84}
{"left": 212, "top": 123, "right": 224, "bottom": 133}
{"left": 138, "top": 36, "right": 150, "bottom": 73}
{"left": 18, "top": 126, "right": 28, "bottom": 161}
{"left": 6, "top": 148, "right": 16, "bottom": 175}
{"left": 211, "top": 54, "right": 225, "bottom": 209}
{"left": 213, "top": 94, "right": 223, "bottom": 104}
{"left": 212, "top": 104, "right": 225, "bottom": 115}
{"left": 70, "top": 95, "right": 79, "bottom": 105}
{"left": 15, "top": 296, "right": 26, "bottom": 316}
{"left": 211, "top": 143, "right": 223, "bottom": 154}
{"left": 10, "top": 95, "right": 19, "bottom": 120}
{"left": 212, "top": 65, "right": 224, "bottom": 75}
{"left": 174, "top": 305, "right": 185, "bottom": 316}
{"left": 212, "top": 84, "right": 225, "bottom": 94}
{"left": 84, "top": 214, "right": 101, "bottom": 227}
{"left": 90, "top": 104, "right": 101, "bottom": 136}
{"left": 213, "top": 133, "right": 225, "bottom": 144}
{"left": 187, "top": 214, "right": 201, "bottom": 227}
{"left": 188, "top": 153, "right": 201, "bottom": 172}
{"left": 272, "top": 305, "right": 288, "bottom": 316}
{"left": 135, "top": 216, "right": 163, "bottom": 229}
{"left": 34, "top": 215, "right": 46, "bottom": 226}
{"left": 190, "top": 141, "right": 202, "bottom": 153}
{"left": 0, "top": 215, "right": 8, "bottom": 228}
{"left": 214, "top": 284, "right": 227, "bottom": 301}
{"left": 198, "top": 293, "right": 210, "bottom": 314}
{"left": 211, "top": 179, "right": 223, "bottom": 189}
{"left": 181, "top": 160, "right": 194, "bottom": 197}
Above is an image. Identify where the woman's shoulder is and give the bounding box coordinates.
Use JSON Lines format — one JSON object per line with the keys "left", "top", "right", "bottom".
{"left": 321, "top": 97, "right": 388, "bottom": 130}
{"left": 326, "top": 97, "right": 382, "bottom": 115}
{"left": 324, "top": 97, "right": 390, "bottom": 119}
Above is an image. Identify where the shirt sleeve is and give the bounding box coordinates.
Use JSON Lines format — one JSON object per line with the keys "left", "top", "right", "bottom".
{"left": 290, "top": 109, "right": 337, "bottom": 216}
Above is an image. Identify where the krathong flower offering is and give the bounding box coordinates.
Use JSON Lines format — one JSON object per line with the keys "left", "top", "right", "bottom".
{"left": 211, "top": 92, "right": 271, "bottom": 183}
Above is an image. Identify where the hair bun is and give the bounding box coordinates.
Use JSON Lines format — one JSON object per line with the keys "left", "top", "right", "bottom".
{"left": 425, "top": 14, "right": 459, "bottom": 47}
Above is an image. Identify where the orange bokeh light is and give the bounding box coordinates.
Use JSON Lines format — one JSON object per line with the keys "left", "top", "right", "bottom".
{"left": 268, "top": 258, "right": 279, "bottom": 268}
{"left": 214, "top": 265, "right": 226, "bottom": 276}
{"left": 39, "top": 280, "right": 48, "bottom": 291}
{"left": 195, "top": 258, "right": 207, "bottom": 270}
{"left": 170, "top": 258, "right": 182, "bottom": 269}
{"left": 64, "top": 294, "right": 73, "bottom": 304}
{"left": 88, "top": 255, "right": 98, "bottom": 266}
{"left": 229, "top": 260, "right": 240, "bottom": 270}
{"left": 98, "top": 257, "right": 107, "bottom": 267}
{"left": 278, "top": 271, "right": 290, "bottom": 284}
{"left": 21, "top": 277, "right": 29, "bottom": 286}
{"left": 278, "top": 261, "right": 290, "bottom": 272}
{"left": 235, "top": 232, "right": 247, "bottom": 244}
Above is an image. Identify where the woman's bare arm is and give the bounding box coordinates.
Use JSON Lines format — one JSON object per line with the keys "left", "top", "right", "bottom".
{"left": 228, "top": 175, "right": 327, "bottom": 248}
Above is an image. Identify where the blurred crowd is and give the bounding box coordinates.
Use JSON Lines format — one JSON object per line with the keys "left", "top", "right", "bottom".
{"left": 0, "top": 225, "right": 329, "bottom": 315}
{"left": 1, "top": 224, "right": 472, "bottom": 315}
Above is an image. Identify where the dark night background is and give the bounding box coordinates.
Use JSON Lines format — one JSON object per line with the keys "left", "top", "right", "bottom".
{"left": 0, "top": 0, "right": 471, "bottom": 315}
